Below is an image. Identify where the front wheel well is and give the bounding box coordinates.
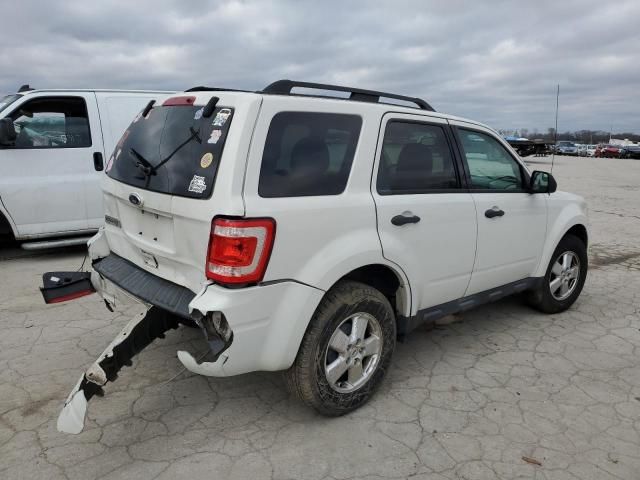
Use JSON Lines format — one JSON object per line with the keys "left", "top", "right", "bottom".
{"left": 335, "top": 264, "right": 408, "bottom": 318}
{"left": 565, "top": 224, "right": 588, "bottom": 247}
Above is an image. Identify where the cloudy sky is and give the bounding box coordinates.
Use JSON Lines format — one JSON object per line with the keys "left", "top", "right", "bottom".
{"left": 2, "top": 0, "right": 639, "bottom": 133}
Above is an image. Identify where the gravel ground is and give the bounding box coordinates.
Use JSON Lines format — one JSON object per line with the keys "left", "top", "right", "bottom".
{"left": 1, "top": 155, "right": 639, "bottom": 480}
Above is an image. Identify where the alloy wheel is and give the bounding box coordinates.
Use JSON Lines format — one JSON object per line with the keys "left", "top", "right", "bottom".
{"left": 324, "top": 312, "right": 383, "bottom": 393}
{"left": 549, "top": 251, "right": 580, "bottom": 301}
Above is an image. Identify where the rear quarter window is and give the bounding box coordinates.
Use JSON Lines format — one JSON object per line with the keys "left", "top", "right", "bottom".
{"left": 258, "top": 112, "right": 362, "bottom": 197}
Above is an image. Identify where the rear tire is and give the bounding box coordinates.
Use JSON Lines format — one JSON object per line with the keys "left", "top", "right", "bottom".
{"left": 527, "top": 234, "right": 588, "bottom": 314}
{"left": 285, "top": 280, "right": 396, "bottom": 416}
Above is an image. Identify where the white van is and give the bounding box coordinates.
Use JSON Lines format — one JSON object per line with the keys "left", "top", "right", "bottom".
{"left": 0, "top": 86, "right": 173, "bottom": 248}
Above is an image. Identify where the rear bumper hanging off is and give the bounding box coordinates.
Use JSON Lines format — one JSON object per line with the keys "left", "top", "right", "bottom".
{"left": 57, "top": 307, "right": 181, "bottom": 434}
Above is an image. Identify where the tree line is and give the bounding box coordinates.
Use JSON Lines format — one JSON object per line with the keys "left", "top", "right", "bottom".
{"left": 497, "top": 128, "right": 640, "bottom": 144}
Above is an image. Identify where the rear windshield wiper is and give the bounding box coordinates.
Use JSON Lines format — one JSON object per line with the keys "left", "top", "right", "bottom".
{"left": 151, "top": 127, "right": 201, "bottom": 173}
{"left": 129, "top": 127, "right": 202, "bottom": 187}
{"left": 130, "top": 148, "right": 155, "bottom": 178}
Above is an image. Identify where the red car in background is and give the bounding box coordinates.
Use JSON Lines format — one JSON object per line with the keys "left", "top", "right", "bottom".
{"left": 595, "top": 144, "right": 625, "bottom": 158}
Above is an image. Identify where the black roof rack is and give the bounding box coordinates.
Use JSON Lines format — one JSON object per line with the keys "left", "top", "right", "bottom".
{"left": 261, "top": 79, "right": 435, "bottom": 112}
{"left": 185, "top": 86, "right": 251, "bottom": 93}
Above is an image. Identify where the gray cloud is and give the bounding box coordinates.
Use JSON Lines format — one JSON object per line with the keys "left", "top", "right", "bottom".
{"left": 2, "top": 0, "right": 639, "bottom": 132}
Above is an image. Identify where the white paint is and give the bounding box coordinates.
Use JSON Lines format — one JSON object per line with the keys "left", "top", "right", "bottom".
{"left": 56, "top": 377, "right": 87, "bottom": 434}
{"left": 84, "top": 89, "right": 588, "bottom": 381}
{"left": 0, "top": 89, "right": 173, "bottom": 240}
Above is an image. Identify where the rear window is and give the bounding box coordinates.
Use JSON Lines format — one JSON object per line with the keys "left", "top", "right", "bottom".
{"left": 258, "top": 112, "right": 362, "bottom": 197}
{"left": 106, "top": 103, "right": 233, "bottom": 198}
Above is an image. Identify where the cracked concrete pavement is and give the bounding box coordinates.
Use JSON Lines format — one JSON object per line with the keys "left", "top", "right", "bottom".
{"left": 1, "top": 155, "right": 640, "bottom": 480}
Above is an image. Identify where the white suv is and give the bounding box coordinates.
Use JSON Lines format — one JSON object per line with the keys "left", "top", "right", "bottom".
{"left": 43, "top": 80, "right": 589, "bottom": 434}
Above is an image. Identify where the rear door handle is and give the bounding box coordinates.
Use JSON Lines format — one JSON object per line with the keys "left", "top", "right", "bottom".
{"left": 485, "top": 206, "right": 505, "bottom": 218}
{"left": 391, "top": 213, "right": 421, "bottom": 226}
{"left": 93, "top": 152, "right": 104, "bottom": 171}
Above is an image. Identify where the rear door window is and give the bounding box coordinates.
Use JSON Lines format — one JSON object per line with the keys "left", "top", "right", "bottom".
{"left": 258, "top": 112, "right": 362, "bottom": 197}
{"left": 377, "top": 121, "right": 460, "bottom": 194}
{"left": 106, "top": 103, "right": 233, "bottom": 198}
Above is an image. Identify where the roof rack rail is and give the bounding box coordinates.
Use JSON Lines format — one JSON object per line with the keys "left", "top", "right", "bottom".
{"left": 185, "top": 86, "right": 251, "bottom": 93}
{"left": 261, "top": 79, "right": 435, "bottom": 112}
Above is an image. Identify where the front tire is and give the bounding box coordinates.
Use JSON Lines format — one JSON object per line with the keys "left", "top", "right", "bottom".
{"left": 285, "top": 280, "right": 396, "bottom": 416}
{"left": 527, "top": 234, "right": 588, "bottom": 314}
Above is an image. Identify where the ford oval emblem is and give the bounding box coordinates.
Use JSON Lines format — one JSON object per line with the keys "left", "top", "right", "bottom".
{"left": 129, "top": 193, "right": 143, "bottom": 207}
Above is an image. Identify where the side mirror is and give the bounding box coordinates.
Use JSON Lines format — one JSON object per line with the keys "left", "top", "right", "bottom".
{"left": 0, "top": 118, "right": 17, "bottom": 146}
{"left": 529, "top": 170, "right": 557, "bottom": 194}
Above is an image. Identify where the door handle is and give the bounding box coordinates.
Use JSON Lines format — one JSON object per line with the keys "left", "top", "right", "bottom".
{"left": 391, "top": 213, "right": 421, "bottom": 226}
{"left": 485, "top": 206, "right": 505, "bottom": 218}
{"left": 93, "top": 152, "right": 104, "bottom": 171}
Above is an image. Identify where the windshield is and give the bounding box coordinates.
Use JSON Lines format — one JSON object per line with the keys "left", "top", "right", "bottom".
{"left": 106, "top": 103, "right": 234, "bottom": 198}
{"left": 0, "top": 94, "right": 21, "bottom": 114}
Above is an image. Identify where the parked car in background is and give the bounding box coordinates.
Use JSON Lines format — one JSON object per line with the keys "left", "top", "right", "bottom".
{"left": 576, "top": 144, "right": 588, "bottom": 156}
{"left": 621, "top": 144, "right": 640, "bottom": 159}
{"left": 585, "top": 145, "right": 597, "bottom": 157}
{"left": 556, "top": 141, "right": 578, "bottom": 155}
{"left": 0, "top": 86, "right": 174, "bottom": 248}
{"left": 41, "top": 79, "right": 589, "bottom": 434}
{"left": 596, "top": 144, "right": 625, "bottom": 158}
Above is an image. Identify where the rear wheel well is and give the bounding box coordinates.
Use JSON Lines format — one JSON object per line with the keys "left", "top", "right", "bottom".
{"left": 565, "top": 224, "right": 588, "bottom": 247}
{"left": 337, "top": 264, "right": 406, "bottom": 318}
{"left": 0, "top": 212, "right": 15, "bottom": 241}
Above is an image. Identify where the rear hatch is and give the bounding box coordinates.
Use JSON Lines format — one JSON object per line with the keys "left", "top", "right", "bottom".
{"left": 101, "top": 92, "right": 262, "bottom": 293}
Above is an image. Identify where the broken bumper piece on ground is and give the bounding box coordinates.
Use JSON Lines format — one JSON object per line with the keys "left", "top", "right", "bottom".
{"left": 57, "top": 307, "right": 234, "bottom": 434}
{"left": 57, "top": 307, "right": 181, "bottom": 434}
{"left": 40, "top": 271, "right": 95, "bottom": 304}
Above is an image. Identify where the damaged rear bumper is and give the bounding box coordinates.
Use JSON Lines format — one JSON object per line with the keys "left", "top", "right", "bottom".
{"left": 55, "top": 230, "right": 324, "bottom": 433}
{"left": 58, "top": 307, "right": 181, "bottom": 434}
{"left": 87, "top": 249, "right": 324, "bottom": 378}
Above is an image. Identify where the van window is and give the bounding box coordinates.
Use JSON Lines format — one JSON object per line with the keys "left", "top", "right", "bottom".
{"left": 377, "top": 121, "right": 459, "bottom": 194}
{"left": 106, "top": 104, "right": 234, "bottom": 199}
{"left": 0, "top": 94, "right": 20, "bottom": 114}
{"left": 8, "top": 97, "right": 91, "bottom": 149}
{"left": 259, "top": 112, "right": 362, "bottom": 197}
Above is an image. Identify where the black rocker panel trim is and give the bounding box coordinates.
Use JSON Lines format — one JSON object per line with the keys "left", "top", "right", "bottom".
{"left": 93, "top": 254, "right": 195, "bottom": 319}
{"left": 397, "top": 277, "right": 543, "bottom": 337}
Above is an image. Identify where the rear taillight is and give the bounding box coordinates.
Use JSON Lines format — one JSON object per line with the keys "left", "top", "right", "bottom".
{"left": 206, "top": 218, "right": 276, "bottom": 285}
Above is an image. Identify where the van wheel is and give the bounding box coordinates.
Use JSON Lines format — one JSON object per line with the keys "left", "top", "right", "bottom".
{"left": 527, "top": 234, "right": 588, "bottom": 314}
{"left": 285, "top": 280, "right": 396, "bottom": 416}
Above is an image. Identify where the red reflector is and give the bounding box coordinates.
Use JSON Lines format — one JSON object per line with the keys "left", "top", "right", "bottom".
{"left": 47, "top": 290, "right": 95, "bottom": 304}
{"left": 206, "top": 218, "right": 276, "bottom": 285}
{"left": 162, "top": 96, "right": 196, "bottom": 106}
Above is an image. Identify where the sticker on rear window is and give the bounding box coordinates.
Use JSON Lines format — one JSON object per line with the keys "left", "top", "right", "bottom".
{"left": 200, "top": 153, "right": 213, "bottom": 169}
{"left": 212, "top": 109, "right": 231, "bottom": 126}
{"left": 194, "top": 107, "right": 204, "bottom": 120}
{"left": 188, "top": 175, "right": 207, "bottom": 194}
{"left": 208, "top": 129, "right": 222, "bottom": 144}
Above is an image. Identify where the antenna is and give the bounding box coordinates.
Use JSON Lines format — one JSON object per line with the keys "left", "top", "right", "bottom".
{"left": 551, "top": 84, "right": 559, "bottom": 174}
